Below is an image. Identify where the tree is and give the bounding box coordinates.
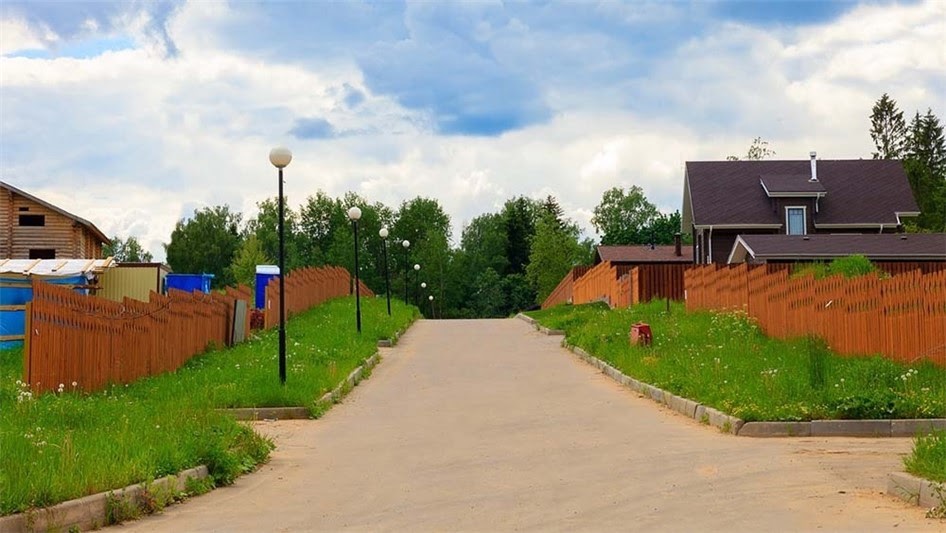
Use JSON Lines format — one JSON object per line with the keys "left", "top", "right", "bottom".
{"left": 904, "top": 109, "right": 946, "bottom": 231}
{"left": 164, "top": 205, "right": 242, "bottom": 288}
{"left": 591, "top": 186, "right": 659, "bottom": 245}
{"left": 502, "top": 196, "right": 539, "bottom": 275}
{"left": 104, "top": 235, "right": 153, "bottom": 262}
{"left": 245, "top": 197, "right": 302, "bottom": 271}
{"left": 392, "top": 197, "right": 451, "bottom": 303}
{"left": 298, "top": 191, "right": 346, "bottom": 267}
{"left": 526, "top": 214, "right": 586, "bottom": 304}
{"left": 727, "top": 137, "right": 776, "bottom": 161}
{"left": 540, "top": 195, "right": 566, "bottom": 229}
{"left": 230, "top": 235, "right": 272, "bottom": 287}
{"left": 870, "top": 93, "right": 907, "bottom": 160}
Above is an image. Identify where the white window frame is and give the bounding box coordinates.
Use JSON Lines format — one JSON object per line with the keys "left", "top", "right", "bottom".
{"left": 785, "top": 206, "right": 807, "bottom": 235}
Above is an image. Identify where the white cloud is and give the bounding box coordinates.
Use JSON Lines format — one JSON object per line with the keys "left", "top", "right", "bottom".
{"left": 1, "top": 0, "right": 943, "bottom": 262}
{"left": 0, "top": 17, "right": 56, "bottom": 56}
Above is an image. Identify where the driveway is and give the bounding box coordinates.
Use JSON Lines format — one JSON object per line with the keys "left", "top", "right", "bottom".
{"left": 117, "top": 319, "right": 937, "bottom": 532}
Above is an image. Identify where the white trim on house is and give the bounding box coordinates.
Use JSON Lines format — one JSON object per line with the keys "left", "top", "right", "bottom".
{"left": 692, "top": 224, "right": 783, "bottom": 230}
{"left": 759, "top": 179, "right": 827, "bottom": 198}
{"left": 726, "top": 235, "right": 754, "bottom": 264}
{"left": 785, "top": 205, "right": 807, "bottom": 235}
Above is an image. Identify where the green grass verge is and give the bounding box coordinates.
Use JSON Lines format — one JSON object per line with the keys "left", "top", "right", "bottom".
{"left": 905, "top": 430, "right": 946, "bottom": 483}
{"left": 527, "top": 301, "right": 945, "bottom": 422}
{"left": 0, "top": 295, "right": 418, "bottom": 516}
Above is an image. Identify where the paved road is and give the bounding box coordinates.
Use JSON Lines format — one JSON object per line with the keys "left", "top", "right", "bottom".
{"left": 118, "top": 319, "right": 938, "bottom": 532}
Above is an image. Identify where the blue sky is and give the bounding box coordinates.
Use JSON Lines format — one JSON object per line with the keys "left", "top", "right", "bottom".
{"left": 1, "top": 0, "right": 943, "bottom": 260}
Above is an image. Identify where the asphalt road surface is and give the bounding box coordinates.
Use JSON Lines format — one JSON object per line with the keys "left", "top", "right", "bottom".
{"left": 116, "top": 319, "right": 939, "bottom": 532}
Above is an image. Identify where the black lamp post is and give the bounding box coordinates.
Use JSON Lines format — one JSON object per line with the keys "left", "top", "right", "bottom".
{"left": 401, "top": 240, "right": 410, "bottom": 302}
{"left": 428, "top": 295, "right": 435, "bottom": 319}
{"left": 413, "top": 263, "right": 420, "bottom": 306}
{"left": 420, "top": 281, "right": 427, "bottom": 315}
{"left": 380, "top": 227, "right": 391, "bottom": 316}
{"left": 269, "top": 146, "right": 292, "bottom": 385}
{"left": 348, "top": 206, "right": 363, "bottom": 333}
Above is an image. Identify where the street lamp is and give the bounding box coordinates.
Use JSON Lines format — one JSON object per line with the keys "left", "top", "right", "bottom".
{"left": 348, "top": 206, "right": 363, "bottom": 333}
{"left": 269, "top": 146, "right": 292, "bottom": 385}
{"left": 421, "top": 282, "right": 427, "bottom": 290}
{"left": 413, "top": 263, "right": 420, "bottom": 306}
{"left": 379, "top": 227, "right": 391, "bottom": 316}
{"left": 401, "top": 240, "right": 410, "bottom": 302}
{"left": 428, "top": 294, "right": 434, "bottom": 319}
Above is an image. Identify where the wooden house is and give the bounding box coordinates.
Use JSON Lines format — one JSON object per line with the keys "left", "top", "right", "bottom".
{"left": 0, "top": 181, "right": 108, "bottom": 260}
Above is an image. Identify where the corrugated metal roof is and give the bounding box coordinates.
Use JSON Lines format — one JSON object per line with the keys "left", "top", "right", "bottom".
{"left": 0, "top": 258, "right": 115, "bottom": 277}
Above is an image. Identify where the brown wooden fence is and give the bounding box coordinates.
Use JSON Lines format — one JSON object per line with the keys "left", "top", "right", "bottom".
{"left": 541, "top": 266, "right": 592, "bottom": 309}
{"left": 628, "top": 264, "right": 688, "bottom": 304}
{"left": 685, "top": 264, "right": 946, "bottom": 365}
{"left": 561, "top": 262, "right": 688, "bottom": 309}
{"left": 263, "top": 266, "right": 371, "bottom": 329}
{"left": 24, "top": 265, "right": 362, "bottom": 393}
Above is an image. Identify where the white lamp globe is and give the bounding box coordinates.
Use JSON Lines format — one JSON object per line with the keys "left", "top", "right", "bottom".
{"left": 347, "top": 206, "right": 362, "bottom": 221}
{"left": 379, "top": 227, "right": 389, "bottom": 238}
{"left": 402, "top": 240, "right": 410, "bottom": 248}
{"left": 413, "top": 264, "right": 420, "bottom": 271}
{"left": 428, "top": 295, "right": 434, "bottom": 301}
{"left": 269, "top": 147, "right": 292, "bottom": 168}
{"left": 421, "top": 282, "right": 427, "bottom": 289}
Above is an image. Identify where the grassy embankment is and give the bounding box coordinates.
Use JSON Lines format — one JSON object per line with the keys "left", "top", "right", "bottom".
{"left": 527, "top": 301, "right": 945, "bottom": 481}
{"left": 0, "top": 295, "right": 417, "bottom": 516}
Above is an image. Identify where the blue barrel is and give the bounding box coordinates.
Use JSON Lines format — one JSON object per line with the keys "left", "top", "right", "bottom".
{"left": 254, "top": 265, "right": 280, "bottom": 309}
{"left": 165, "top": 273, "right": 214, "bottom": 294}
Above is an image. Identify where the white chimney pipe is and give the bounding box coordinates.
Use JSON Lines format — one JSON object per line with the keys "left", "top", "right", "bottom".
{"left": 809, "top": 151, "right": 818, "bottom": 182}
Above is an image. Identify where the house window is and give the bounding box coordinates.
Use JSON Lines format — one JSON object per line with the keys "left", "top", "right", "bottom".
{"left": 786, "top": 207, "right": 806, "bottom": 235}
{"left": 18, "top": 214, "right": 45, "bottom": 226}
{"left": 29, "top": 249, "right": 56, "bottom": 259}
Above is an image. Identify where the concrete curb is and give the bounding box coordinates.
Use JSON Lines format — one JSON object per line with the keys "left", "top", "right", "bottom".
{"left": 219, "top": 406, "right": 310, "bottom": 421}
{"left": 514, "top": 313, "right": 564, "bottom": 336}
{"left": 887, "top": 471, "right": 945, "bottom": 511}
{"left": 315, "top": 352, "right": 382, "bottom": 411}
{"left": 0, "top": 466, "right": 209, "bottom": 533}
{"left": 559, "top": 342, "right": 946, "bottom": 438}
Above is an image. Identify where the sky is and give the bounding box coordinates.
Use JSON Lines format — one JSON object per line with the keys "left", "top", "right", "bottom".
{"left": 1, "top": 0, "right": 943, "bottom": 262}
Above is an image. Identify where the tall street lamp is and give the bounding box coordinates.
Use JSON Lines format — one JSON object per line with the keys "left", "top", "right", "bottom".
{"left": 348, "top": 206, "right": 363, "bottom": 333}
{"left": 428, "top": 295, "right": 435, "bottom": 319}
{"left": 379, "top": 227, "right": 391, "bottom": 316}
{"left": 413, "top": 263, "right": 420, "bottom": 306}
{"left": 401, "top": 240, "right": 410, "bottom": 302}
{"left": 269, "top": 146, "right": 292, "bottom": 385}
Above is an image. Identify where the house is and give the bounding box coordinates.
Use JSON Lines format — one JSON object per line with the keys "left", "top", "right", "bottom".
{"left": 728, "top": 234, "right": 946, "bottom": 264}
{"left": 681, "top": 153, "right": 920, "bottom": 264}
{"left": 1, "top": 181, "right": 108, "bottom": 259}
{"left": 593, "top": 236, "right": 693, "bottom": 266}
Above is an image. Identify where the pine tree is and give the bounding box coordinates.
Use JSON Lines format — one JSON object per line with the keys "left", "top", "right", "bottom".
{"left": 904, "top": 109, "right": 946, "bottom": 231}
{"left": 869, "top": 93, "right": 907, "bottom": 159}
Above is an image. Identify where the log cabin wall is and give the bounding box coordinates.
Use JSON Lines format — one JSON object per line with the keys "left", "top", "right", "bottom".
{"left": 1, "top": 189, "right": 104, "bottom": 260}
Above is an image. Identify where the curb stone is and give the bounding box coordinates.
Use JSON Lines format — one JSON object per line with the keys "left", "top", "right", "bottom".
{"left": 220, "top": 406, "right": 310, "bottom": 421}
{"left": 887, "top": 472, "right": 945, "bottom": 511}
{"left": 0, "top": 466, "right": 209, "bottom": 533}
{"left": 315, "top": 352, "right": 381, "bottom": 411}
{"left": 739, "top": 422, "right": 812, "bottom": 437}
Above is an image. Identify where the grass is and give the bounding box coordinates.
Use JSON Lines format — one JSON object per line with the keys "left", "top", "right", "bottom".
{"left": 905, "top": 431, "right": 946, "bottom": 484}
{"left": 527, "top": 301, "right": 945, "bottom": 423}
{"left": 0, "top": 295, "right": 417, "bottom": 516}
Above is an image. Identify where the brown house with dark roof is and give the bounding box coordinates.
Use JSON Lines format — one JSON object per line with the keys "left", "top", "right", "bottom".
{"left": 0, "top": 181, "right": 108, "bottom": 260}
{"left": 594, "top": 242, "right": 693, "bottom": 266}
{"left": 682, "top": 153, "right": 921, "bottom": 264}
{"left": 728, "top": 234, "right": 946, "bottom": 264}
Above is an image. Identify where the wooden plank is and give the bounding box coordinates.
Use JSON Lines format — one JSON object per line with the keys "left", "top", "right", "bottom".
{"left": 0, "top": 282, "right": 31, "bottom": 288}
{"left": 0, "top": 334, "right": 24, "bottom": 341}
{"left": 0, "top": 305, "right": 26, "bottom": 311}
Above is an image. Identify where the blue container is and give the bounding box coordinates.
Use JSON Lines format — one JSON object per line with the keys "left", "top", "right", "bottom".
{"left": 254, "top": 265, "right": 280, "bottom": 309}
{"left": 0, "top": 274, "right": 87, "bottom": 348}
{"left": 165, "top": 273, "right": 214, "bottom": 294}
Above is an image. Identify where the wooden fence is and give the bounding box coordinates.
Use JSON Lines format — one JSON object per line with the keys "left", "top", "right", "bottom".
{"left": 685, "top": 264, "right": 946, "bottom": 365}
{"left": 24, "top": 265, "right": 362, "bottom": 393}
{"left": 627, "top": 264, "right": 688, "bottom": 304}
{"left": 263, "top": 266, "right": 372, "bottom": 329}
{"left": 541, "top": 266, "right": 592, "bottom": 309}
{"left": 557, "top": 262, "right": 688, "bottom": 309}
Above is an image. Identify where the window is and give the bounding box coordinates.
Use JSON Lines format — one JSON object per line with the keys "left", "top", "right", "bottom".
{"left": 786, "top": 207, "right": 806, "bottom": 235}
{"left": 18, "top": 214, "right": 45, "bottom": 226}
{"left": 29, "top": 249, "right": 55, "bottom": 259}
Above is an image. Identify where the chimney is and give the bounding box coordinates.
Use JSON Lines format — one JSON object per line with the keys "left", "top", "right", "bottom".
{"left": 809, "top": 151, "right": 818, "bottom": 182}
{"left": 674, "top": 232, "right": 682, "bottom": 257}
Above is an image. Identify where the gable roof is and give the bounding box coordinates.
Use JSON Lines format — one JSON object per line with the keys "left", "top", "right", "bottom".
{"left": 595, "top": 245, "right": 693, "bottom": 264}
{"left": 682, "top": 159, "right": 919, "bottom": 229}
{"left": 728, "top": 233, "right": 946, "bottom": 263}
{"left": 1, "top": 181, "right": 109, "bottom": 244}
{"left": 759, "top": 174, "right": 826, "bottom": 195}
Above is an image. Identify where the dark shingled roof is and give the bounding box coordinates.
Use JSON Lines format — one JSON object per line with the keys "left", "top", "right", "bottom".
{"left": 684, "top": 159, "right": 919, "bottom": 227}
{"left": 759, "top": 174, "right": 826, "bottom": 194}
{"left": 595, "top": 245, "right": 693, "bottom": 264}
{"left": 729, "top": 234, "right": 946, "bottom": 263}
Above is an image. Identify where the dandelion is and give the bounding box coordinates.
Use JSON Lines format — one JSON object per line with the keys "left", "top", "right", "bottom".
{"left": 71, "top": 381, "right": 77, "bottom": 388}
